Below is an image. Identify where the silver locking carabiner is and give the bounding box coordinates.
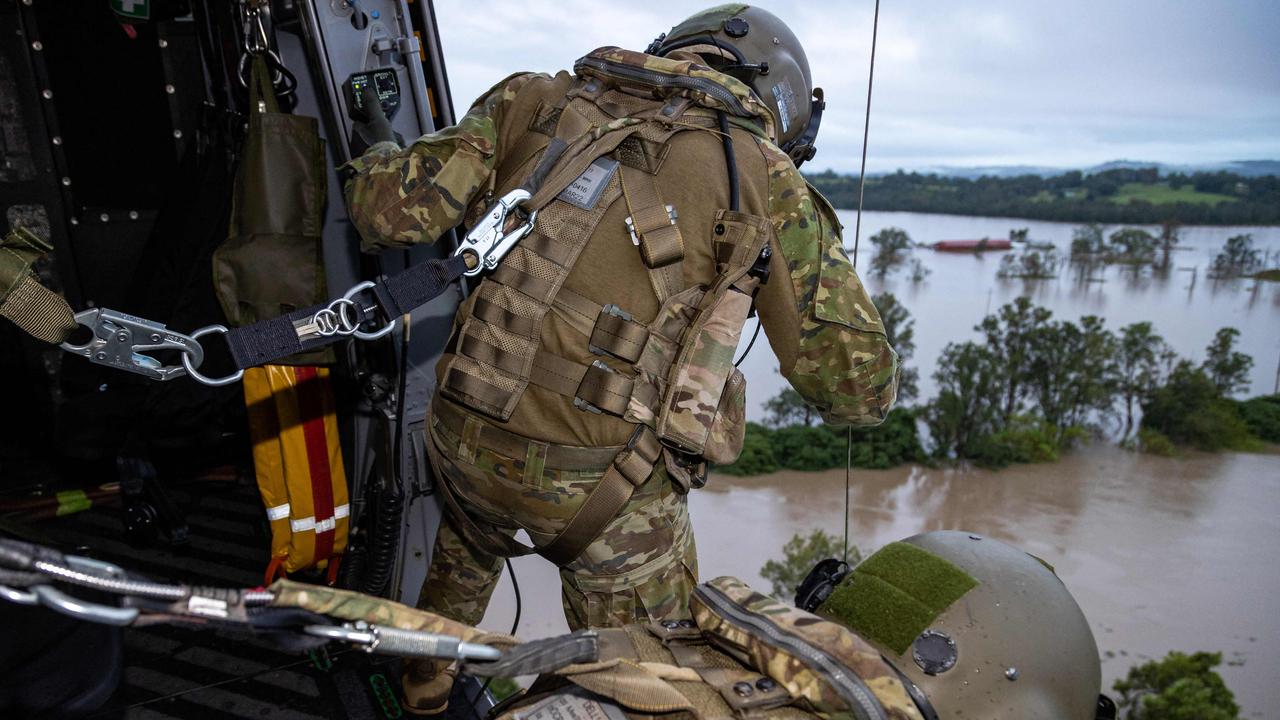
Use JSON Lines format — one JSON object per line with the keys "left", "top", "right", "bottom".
{"left": 452, "top": 189, "right": 538, "bottom": 277}
{"left": 60, "top": 308, "right": 204, "bottom": 382}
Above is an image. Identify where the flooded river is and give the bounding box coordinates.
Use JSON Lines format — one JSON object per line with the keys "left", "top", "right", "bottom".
{"left": 482, "top": 446, "right": 1280, "bottom": 718}
{"left": 737, "top": 211, "right": 1280, "bottom": 416}
{"left": 477, "top": 213, "right": 1279, "bottom": 716}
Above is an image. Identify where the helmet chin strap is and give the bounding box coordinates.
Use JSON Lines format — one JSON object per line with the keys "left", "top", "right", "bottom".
{"left": 781, "top": 87, "right": 825, "bottom": 167}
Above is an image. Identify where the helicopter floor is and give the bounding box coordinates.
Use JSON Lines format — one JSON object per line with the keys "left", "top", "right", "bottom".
{"left": 15, "top": 478, "right": 489, "bottom": 720}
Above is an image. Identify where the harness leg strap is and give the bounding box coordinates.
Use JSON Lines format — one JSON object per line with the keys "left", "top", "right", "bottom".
{"left": 539, "top": 425, "right": 662, "bottom": 566}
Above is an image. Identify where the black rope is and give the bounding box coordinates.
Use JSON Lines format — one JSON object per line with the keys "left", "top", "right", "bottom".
{"left": 846, "top": 0, "right": 881, "bottom": 561}
{"left": 734, "top": 320, "right": 761, "bottom": 367}
{"left": 718, "top": 111, "right": 740, "bottom": 212}
{"left": 474, "top": 558, "right": 523, "bottom": 716}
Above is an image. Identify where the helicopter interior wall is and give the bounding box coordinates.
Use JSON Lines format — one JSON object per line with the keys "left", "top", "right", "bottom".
{"left": 0, "top": 5, "right": 245, "bottom": 490}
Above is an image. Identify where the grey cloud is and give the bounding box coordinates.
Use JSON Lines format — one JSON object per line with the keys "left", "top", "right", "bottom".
{"left": 433, "top": 0, "right": 1280, "bottom": 173}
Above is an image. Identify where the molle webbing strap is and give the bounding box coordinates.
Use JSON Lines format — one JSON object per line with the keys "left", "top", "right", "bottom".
{"left": 441, "top": 94, "right": 640, "bottom": 421}
{"left": 619, "top": 164, "right": 685, "bottom": 303}
{"left": 575, "top": 362, "right": 634, "bottom": 416}
{"left": 527, "top": 349, "right": 637, "bottom": 417}
{"left": 433, "top": 399, "right": 622, "bottom": 470}
{"left": 472, "top": 296, "right": 537, "bottom": 338}
{"left": 1, "top": 276, "right": 77, "bottom": 344}
{"left": 549, "top": 285, "right": 602, "bottom": 336}
{"left": 589, "top": 309, "right": 648, "bottom": 363}
{"left": 426, "top": 405, "right": 663, "bottom": 567}
{"left": 539, "top": 425, "right": 662, "bottom": 566}
{"left": 0, "top": 226, "right": 76, "bottom": 344}
{"left": 529, "top": 349, "right": 587, "bottom": 397}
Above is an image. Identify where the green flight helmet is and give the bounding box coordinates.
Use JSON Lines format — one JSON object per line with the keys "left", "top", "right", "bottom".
{"left": 814, "top": 531, "right": 1112, "bottom": 720}
{"left": 648, "top": 4, "right": 825, "bottom": 166}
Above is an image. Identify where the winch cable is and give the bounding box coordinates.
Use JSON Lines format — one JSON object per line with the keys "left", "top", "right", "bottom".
{"left": 475, "top": 558, "right": 523, "bottom": 716}
{"left": 846, "top": 0, "right": 881, "bottom": 561}
{"left": 0, "top": 536, "right": 504, "bottom": 662}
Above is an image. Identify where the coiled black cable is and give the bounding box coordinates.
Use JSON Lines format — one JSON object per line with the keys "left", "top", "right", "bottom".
{"left": 359, "top": 317, "right": 410, "bottom": 596}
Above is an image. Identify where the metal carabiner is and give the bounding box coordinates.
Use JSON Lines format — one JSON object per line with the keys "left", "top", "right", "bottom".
{"left": 60, "top": 308, "right": 204, "bottom": 382}
{"left": 30, "top": 585, "right": 140, "bottom": 627}
{"left": 453, "top": 189, "right": 538, "bottom": 278}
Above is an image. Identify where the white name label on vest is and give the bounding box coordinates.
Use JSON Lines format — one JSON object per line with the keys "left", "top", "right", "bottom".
{"left": 558, "top": 158, "right": 619, "bottom": 211}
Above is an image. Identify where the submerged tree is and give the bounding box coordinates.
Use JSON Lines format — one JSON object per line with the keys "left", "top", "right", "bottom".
{"left": 924, "top": 341, "right": 1003, "bottom": 458}
{"left": 760, "top": 530, "right": 861, "bottom": 600}
{"left": 1201, "top": 327, "right": 1253, "bottom": 397}
{"left": 978, "top": 297, "right": 1053, "bottom": 423}
{"left": 1117, "top": 322, "right": 1174, "bottom": 440}
{"left": 908, "top": 257, "right": 931, "bottom": 283}
{"left": 997, "top": 249, "right": 1062, "bottom": 279}
{"left": 872, "top": 292, "right": 918, "bottom": 404}
{"left": 1108, "top": 227, "right": 1158, "bottom": 264}
{"left": 1070, "top": 223, "right": 1106, "bottom": 260}
{"left": 1141, "top": 361, "right": 1254, "bottom": 451}
{"left": 764, "top": 387, "right": 814, "bottom": 427}
{"left": 869, "top": 227, "right": 913, "bottom": 277}
{"left": 1155, "top": 220, "right": 1181, "bottom": 271}
{"left": 1114, "top": 651, "right": 1240, "bottom": 720}
{"left": 1021, "top": 316, "right": 1118, "bottom": 442}
{"left": 1210, "top": 234, "right": 1261, "bottom": 278}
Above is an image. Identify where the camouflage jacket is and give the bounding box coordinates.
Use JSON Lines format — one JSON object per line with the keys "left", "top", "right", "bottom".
{"left": 344, "top": 48, "right": 897, "bottom": 436}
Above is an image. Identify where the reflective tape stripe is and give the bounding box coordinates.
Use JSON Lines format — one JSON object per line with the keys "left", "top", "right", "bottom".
{"left": 288, "top": 504, "right": 350, "bottom": 534}
{"left": 265, "top": 503, "right": 291, "bottom": 521}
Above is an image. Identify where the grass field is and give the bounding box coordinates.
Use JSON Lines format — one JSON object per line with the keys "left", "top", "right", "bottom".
{"left": 1109, "top": 182, "right": 1238, "bottom": 205}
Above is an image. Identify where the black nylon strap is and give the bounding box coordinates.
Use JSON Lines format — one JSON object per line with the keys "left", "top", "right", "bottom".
{"left": 224, "top": 254, "right": 469, "bottom": 370}
{"left": 373, "top": 253, "right": 470, "bottom": 318}
{"left": 225, "top": 300, "right": 339, "bottom": 369}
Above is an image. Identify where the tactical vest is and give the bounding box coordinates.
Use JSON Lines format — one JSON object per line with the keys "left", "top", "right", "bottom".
{"left": 494, "top": 576, "right": 926, "bottom": 720}
{"left": 433, "top": 55, "right": 772, "bottom": 563}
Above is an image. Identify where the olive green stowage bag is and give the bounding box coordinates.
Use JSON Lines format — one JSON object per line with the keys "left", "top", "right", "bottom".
{"left": 213, "top": 55, "right": 331, "bottom": 364}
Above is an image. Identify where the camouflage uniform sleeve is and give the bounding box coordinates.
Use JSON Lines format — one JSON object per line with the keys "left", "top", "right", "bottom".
{"left": 342, "top": 72, "right": 542, "bottom": 252}
{"left": 754, "top": 140, "right": 899, "bottom": 426}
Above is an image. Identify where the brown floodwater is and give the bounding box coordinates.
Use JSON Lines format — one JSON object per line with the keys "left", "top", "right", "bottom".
{"left": 479, "top": 444, "right": 1280, "bottom": 718}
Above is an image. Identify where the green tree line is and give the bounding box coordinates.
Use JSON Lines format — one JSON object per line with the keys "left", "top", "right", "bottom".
{"left": 806, "top": 168, "right": 1280, "bottom": 225}
{"left": 719, "top": 296, "right": 1278, "bottom": 475}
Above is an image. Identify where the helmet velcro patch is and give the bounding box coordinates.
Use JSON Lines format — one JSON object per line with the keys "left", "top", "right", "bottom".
{"left": 819, "top": 542, "right": 978, "bottom": 656}
{"left": 666, "top": 4, "right": 750, "bottom": 40}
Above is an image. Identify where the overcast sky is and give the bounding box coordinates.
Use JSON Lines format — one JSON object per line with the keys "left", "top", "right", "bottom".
{"left": 432, "top": 0, "right": 1280, "bottom": 174}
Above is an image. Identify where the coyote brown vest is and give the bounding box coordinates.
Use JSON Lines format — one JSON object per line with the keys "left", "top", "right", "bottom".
{"left": 437, "top": 57, "right": 772, "bottom": 480}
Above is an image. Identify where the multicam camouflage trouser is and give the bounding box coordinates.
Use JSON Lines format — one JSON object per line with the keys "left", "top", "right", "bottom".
{"left": 417, "top": 406, "right": 699, "bottom": 630}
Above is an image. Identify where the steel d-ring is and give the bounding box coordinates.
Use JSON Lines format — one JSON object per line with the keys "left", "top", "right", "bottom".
{"left": 344, "top": 280, "right": 396, "bottom": 341}
{"left": 181, "top": 325, "right": 246, "bottom": 387}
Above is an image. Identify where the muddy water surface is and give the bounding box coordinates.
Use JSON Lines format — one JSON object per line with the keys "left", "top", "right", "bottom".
{"left": 480, "top": 445, "right": 1280, "bottom": 718}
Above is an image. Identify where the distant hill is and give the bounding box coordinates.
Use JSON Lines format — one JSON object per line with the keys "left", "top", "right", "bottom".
{"left": 806, "top": 165, "right": 1280, "bottom": 225}
{"left": 899, "top": 160, "right": 1280, "bottom": 180}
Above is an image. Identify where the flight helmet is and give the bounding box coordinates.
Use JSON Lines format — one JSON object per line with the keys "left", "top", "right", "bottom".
{"left": 648, "top": 4, "right": 825, "bottom": 166}
{"left": 809, "top": 531, "right": 1115, "bottom": 720}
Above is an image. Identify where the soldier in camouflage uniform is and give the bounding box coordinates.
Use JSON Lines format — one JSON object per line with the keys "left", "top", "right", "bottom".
{"left": 341, "top": 6, "right": 898, "bottom": 713}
